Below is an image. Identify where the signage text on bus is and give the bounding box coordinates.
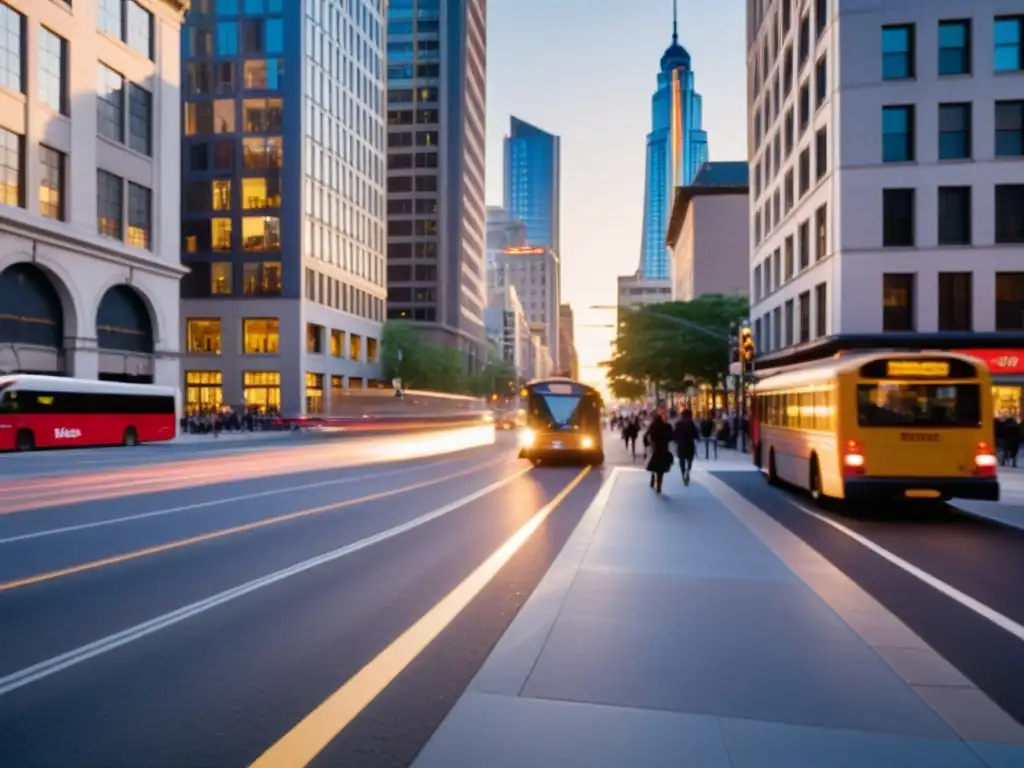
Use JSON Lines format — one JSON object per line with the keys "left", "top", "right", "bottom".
{"left": 886, "top": 361, "right": 950, "bottom": 378}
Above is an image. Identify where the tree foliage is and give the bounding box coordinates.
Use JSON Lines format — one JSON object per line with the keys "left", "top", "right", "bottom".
{"left": 380, "top": 320, "right": 518, "bottom": 397}
{"left": 607, "top": 376, "right": 647, "bottom": 402}
{"left": 602, "top": 294, "right": 749, "bottom": 392}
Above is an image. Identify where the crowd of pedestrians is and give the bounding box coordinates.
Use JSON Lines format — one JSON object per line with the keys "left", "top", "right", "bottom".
{"left": 180, "top": 409, "right": 285, "bottom": 435}
{"left": 609, "top": 406, "right": 749, "bottom": 494}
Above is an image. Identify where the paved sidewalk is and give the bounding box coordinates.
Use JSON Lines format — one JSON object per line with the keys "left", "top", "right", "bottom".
{"left": 413, "top": 465, "right": 1024, "bottom": 767}
{"left": 172, "top": 430, "right": 297, "bottom": 444}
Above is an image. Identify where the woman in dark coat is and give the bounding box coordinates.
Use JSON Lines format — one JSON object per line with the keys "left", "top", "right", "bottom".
{"left": 645, "top": 407, "right": 675, "bottom": 494}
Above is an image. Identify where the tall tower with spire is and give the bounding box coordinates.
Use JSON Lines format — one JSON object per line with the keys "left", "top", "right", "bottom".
{"left": 637, "top": 0, "right": 708, "bottom": 281}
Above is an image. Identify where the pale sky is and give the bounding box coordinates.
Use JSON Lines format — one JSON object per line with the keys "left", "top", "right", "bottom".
{"left": 484, "top": 0, "right": 748, "bottom": 387}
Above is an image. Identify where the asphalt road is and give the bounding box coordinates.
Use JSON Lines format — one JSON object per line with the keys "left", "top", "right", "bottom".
{"left": 714, "top": 470, "right": 1024, "bottom": 730}
{"left": 0, "top": 430, "right": 607, "bottom": 767}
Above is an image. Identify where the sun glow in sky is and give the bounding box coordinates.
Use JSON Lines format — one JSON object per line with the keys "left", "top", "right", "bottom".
{"left": 484, "top": 0, "right": 747, "bottom": 389}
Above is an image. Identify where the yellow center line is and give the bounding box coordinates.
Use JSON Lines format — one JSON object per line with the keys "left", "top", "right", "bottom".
{"left": 249, "top": 466, "right": 592, "bottom": 768}
{"left": 0, "top": 456, "right": 524, "bottom": 593}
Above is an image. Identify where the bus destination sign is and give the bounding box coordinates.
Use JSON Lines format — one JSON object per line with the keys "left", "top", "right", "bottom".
{"left": 886, "top": 360, "right": 950, "bottom": 378}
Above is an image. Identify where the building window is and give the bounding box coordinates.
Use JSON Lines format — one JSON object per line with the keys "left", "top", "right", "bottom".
{"left": 242, "top": 261, "right": 282, "bottom": 295}
{"left": 938, "top": 187, "right": 971, "bottom": 245}
{"left": 798, "top": 82, "right": 810, "bottom": 133}
{"left": 38, "top": 28, "right": 67, "bottom": 114}
{"left": 814, "top": 282, "right": 827, "bottom": 337}
{"left": 798, "top": 220, "right": 810, "bottom": 270}
{"left": 242, "top": 97, "right": 283, "bottom": 133}
{"left": 784, "top": 300, "right": 795, "bottom": 347}
{"left": 0, "top": 2, "right": 23, "bottom": 94}
{"left": 187, "top": 318, "right": 222, "bottom": 354}
{"left": 367, "top": 338, "right": 378, "bottom": 363}
{"left": 97, "top": 65, "right": 125, "bottom": 143}
{"left": 995, "top": 17, "right": 1023, "bottom": 72}
{"left": 212, "top": 180, "right": 231, "bottom": 211}
{"left": 350, "top": 333, "right": 362, "bottom": 361}
{"left": 98, "top": 0, "right": 122, "bottom": 38}
{"left": 798, "top": 292, "right": 810, "bottom": 344}
{"left": 938, "top": 273, "right": 972, "bottom": 331}
{"left": 185, "top": 371, "right": 223, "bottom": 415}
{"left": 96, "top": 170, "right": 123, "bottom": 239}
{"left": 128, "top": 83, "right": 152, "bottom": 155}
{"left": 938, "top": 20, "right": 971, "bottom": 75}
{"left": 243, "top": 318, "right": 279, "bottom": 354}
{"left": 211, "top": 218, "right": 232, "bottom": 250}
{"left": 306, "top": 372, "right": 324, "bottom": 415}
{"left": 882, "top": 105, "right": 915, "bottom": 162}
{"left": 814, "top": 54, "right": 826, "bottom": 108}
{"left": 798, "top": 149, "right": 810, "bottom": 196}
{"left": 995, "top": 101, "right": 1024, "bottom": 156}
{"left": 995, "top": 185, "right": 1024, "bottom": 243}
{"left": 815, "top": 204, "right": 827, "bottom": 261}
{"left": 814, "top": 127, "right": 827, "bottom": 180}
{"left": 784, "top": 236, "right": 794, "bottom": 280}
{"left": 882, "top": 188, "right": 915, "bottom": 247}
{"left": 882, "top": 24, "right": 914, "bottom": 80}
{"left": 126, "top": 0, "right": 154, "bottom": 59}
{"left": 213, "top": 100, "right": 235, "bottom": 133}
{"left": 883, "top": 274, "right": 915, "bottom": 332}
{"left": 996, "top": 273, "right": 1024, "bottom": 331}
{"left": 242, "top": 136, "right": 283, "bottom": 168}
{"left": 243, "top": 371, "right": 281, "bottom": 414}
{"left": 126, "top": 182, "right": 152, "bottom": 249}
{"left": 0, "top": 126, "right": 23, "bottom": 208}
{"left": 38, "top": 145, "right": 64, "bottom": 220}
{"left": 241, "top": 176, "right": 281, "bottom": 209}
{"left": 306, "top": 323, "right": 323, "bottom": 354}
{"left": 211, "top": 262, "right": 232, "bottom": 294}
{"left": 241, "top": 216, "right": 281, "bottom": 251}
{"left": 330, "top": 329, "right": 343, "bottom": 357}
{"left": 938, "top": 103, "right": 971, "bottom": 160}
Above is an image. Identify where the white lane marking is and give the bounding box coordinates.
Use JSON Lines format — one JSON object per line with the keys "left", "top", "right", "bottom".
{"left": 790, "top": 500, "right": 1024, "bottom": 643}
{"left": 0, "top": 455, "right": 467, "bottom": 545}
{"left": 0, "top": 467, "right": 533, "bottom": 698}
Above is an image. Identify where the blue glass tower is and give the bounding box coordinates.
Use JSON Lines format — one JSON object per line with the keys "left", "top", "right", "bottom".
{"left": 503, "top": 117, "right": 560, "bottom": 254}
{"left": 638, "top": 1, "right": 708, "bottom": 280}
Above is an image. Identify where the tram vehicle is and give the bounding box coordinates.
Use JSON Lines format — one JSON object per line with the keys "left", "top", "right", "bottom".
{"left": 518, "top": 378, "right": 604, "bottom": 465}
{"left": 0, "top": 375, "right": 177, "bottom": 451}
{"left": 752, "top": 351, "right": 999, "bottom": 505}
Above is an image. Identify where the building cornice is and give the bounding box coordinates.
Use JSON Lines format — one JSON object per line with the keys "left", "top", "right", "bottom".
{"left": 0, "top": 213, "right": 188, "bottom": 281}
{"left": 159, "top": 0, "right": 190, "bottom": 15}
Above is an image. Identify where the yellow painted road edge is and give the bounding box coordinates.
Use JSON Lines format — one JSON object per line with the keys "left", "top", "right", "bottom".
{"left": 0, "top": 455, "right": 517, "bottom": 593}
{"left": 250, "top": 465, "right": 592, "bottom": 768}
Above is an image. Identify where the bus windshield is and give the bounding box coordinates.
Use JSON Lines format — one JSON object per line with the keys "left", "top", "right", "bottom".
{"left": 857, "top": 383, "right": 981, "bottom": 428}
{"left": 529, "top": 393, "right": 588, "bottom": 431}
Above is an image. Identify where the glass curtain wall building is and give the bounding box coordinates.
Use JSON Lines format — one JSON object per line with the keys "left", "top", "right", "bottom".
{"left": 638, "top": 3, "right": 708, "bottom": 281}
{"left": 503, "top": 117, "right": 560, "bottom": 254}
{"left": 385, "top": 0, "right": 488, "bottom": 367}
{"left": 179, "top": 0, "right": 388, "bottom": 417}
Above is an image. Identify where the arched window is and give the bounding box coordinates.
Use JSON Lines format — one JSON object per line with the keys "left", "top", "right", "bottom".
{"left": 96, "top": 285, "right": 154, "bottom": 353}
{"left": 0, "top": 264, "right": 64, "bottom": 348}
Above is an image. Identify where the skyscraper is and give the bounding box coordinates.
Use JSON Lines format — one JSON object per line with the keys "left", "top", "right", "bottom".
{"left": 503, "top": 117, "right": 560, "bottom": 254}
{"left": 179, "top": 0, "right": 388, "bottom": 417}
{"left": 638, "top": 0, "right": 708, "bottom": 281}
{"left": 385, "top": 0, "right": 488, "bottom": 368}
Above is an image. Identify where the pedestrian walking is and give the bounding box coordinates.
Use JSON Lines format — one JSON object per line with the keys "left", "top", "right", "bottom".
{"left": 645, "top": 406, "right": 674, "bottom": 494}
{"left": 673, "top": 408, "right": 699, "bottom": 487}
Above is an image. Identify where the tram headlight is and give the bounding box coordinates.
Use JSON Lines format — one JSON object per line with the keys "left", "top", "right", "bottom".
{"left": 581, "top": 435, "right": 594, "bottom": 449}
{"left": 520, "top": 428, "right": 536, "bottom": 447}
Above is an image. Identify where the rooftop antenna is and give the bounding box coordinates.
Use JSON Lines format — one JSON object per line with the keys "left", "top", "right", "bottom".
{"left": 672, "top": 0, "right": 679, "bottom": 44}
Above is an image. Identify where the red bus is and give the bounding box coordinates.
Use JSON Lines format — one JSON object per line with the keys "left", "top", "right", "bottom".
{"left": 0, "top": 375, "right": 178, "bottom": 451}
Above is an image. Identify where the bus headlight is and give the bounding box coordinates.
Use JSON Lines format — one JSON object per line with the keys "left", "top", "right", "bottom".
{"left": 581, "top": 436, "right": 594, "bottom": 449}
{"left": 520, "top": 428, "right": 536, "bottom": 447}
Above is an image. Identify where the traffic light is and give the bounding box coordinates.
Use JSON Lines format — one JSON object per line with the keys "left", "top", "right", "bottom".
{"left": 740, "top": 326, "right": 756, "bottom": 363}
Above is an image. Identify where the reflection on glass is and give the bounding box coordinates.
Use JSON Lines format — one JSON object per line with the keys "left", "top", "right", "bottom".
{"left": 243, "top": 98, "right": 283, "bottom": 133}
{"left": 213, "top": 99, "right": 235, "bottom": 132}
{"left": 242, "top": 136, "right": 283, "bottom": 168}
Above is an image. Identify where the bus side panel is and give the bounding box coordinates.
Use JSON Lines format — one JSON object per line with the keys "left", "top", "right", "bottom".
{"left": 7, "top": 414, "right": 176, "bottom": 449}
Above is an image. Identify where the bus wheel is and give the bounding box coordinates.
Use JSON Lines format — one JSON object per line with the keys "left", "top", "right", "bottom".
{"left": 767, "top": 449, "right": 779, "bottom": 485}
{"left": 123, "top": 427, "right": 139, "bottom": 447}
{"left": 809, "top": 457, "right": 825, "bottom": 506}
{"left": 15, "top": 429, "right": 34, "bottom": 452}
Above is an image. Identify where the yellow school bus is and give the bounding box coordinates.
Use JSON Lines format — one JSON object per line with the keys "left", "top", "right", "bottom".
{"left": 752, "top": 351, "right": 999, "bottom": 506}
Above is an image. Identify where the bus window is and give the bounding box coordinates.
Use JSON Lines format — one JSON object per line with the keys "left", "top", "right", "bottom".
{"left": 857, "top": 383, "right": 982, "bottom": 427}
{"left": 529, "top": 391, "right": 593, "bottom": 431}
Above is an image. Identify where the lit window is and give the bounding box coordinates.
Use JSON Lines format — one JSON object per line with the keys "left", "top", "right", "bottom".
{"left": 186, "top": 318, "right": 222, "bottom": 354}
{"left": 241, "top": 216, "right": 280, "bottom": 251}
{"left": 185, "top": 370, "right": 223, "bottom": 415}
{"left": 211, "top": 262, "right": 232, "bottom": 294}
{"left": 305, "top": 372, "right": 324, "bottom": 414}
{"left": 126, "top": 182, "right": 152, "bottom": 249}
{"left": 38, "top": 145, "right": 65, "bottom": 220}
{"left": 367, "top": 338, "right": 378, "bottom": 362}
{"left": 212, "top": 180, "right": 232, "bottom": 210}
{"left": 349, "top": 333, "right": 362, "bottom": 361}
{"left": 213, "top": 99, "right": 235, "bottom": 133}
{"left": 211, "top": 217, "right": 232, "bottom": 250}
{"left": 242, "top": 370, "right": 281, "bottom": 414}
{"left": 96, "top": 170, "right": 123, "bottom": 239}
{"left": 242, "top": 176, "right": 280, "bottom": 209}
{"left": 330, "top": 329, "right": 343, "bottom": 357}
{"left": 242, "top": 318, "right": 279, "bottom": 354}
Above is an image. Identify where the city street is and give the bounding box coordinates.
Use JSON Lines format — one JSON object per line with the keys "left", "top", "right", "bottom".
{"left": 0, "top": 431, "right": 606, "bottom": 767}
{"left": 3, "top": 434, "right": 1024, "bottom": 766}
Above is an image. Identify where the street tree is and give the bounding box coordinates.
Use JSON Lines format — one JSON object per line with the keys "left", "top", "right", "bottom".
{"left": 607, "top": 375, "right": 647, "bottom": 402}
{"left": 603, "top": 294, "right": 749, "bottom": 392}
{"left": 380, "top": 320, "right": 465, "bottom": 392}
